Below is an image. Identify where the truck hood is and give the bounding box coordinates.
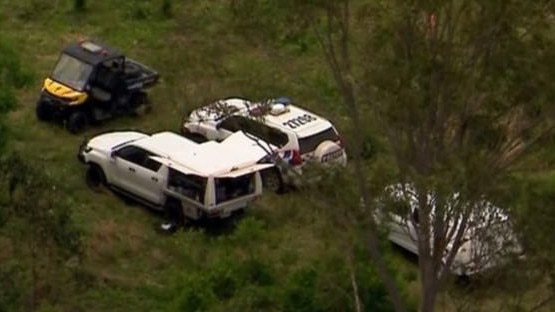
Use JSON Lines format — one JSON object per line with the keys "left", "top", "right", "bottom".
{"left": 87, "top": 131, "right": 149, "bottom": 152}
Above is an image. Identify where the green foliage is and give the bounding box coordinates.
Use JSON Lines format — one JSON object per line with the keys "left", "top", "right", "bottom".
{"left": 281, "top": 267, "right": 322, "bottom": 312}
{"left": 122, "top": 0, "right": 173, "bottom": 20}
{"left": 160, "top": 216, "right": 408, "bottom": 312}
{"left": 0, "top": 153, "right": 83, "bottom": 310}
{"left": 361, "top": 0, "right": 555, "bottom": 184}
{"left": 2, "top": 0, "right": 552, "bottom": 311}
{"left": 161, "top": 0, "right": 172, "bottom": 18}
{"left": 10, "top": 0, "right": 53, "bottom": 21}
{"left": 74, "top": 0, "right": 86, "bottom": 12}
{"left": 0, "top": 262, "right": 25, "bottom": 312}
{"left": 0, "top": 37, "right": 32, "bottom": 153}
{"left": 229, "top": 0, "right": 323, "bottom": 53}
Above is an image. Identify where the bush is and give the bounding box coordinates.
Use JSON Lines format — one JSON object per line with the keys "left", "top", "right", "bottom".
{"left": 74, "top": 0, "right": 86, "bottom": 12}
{"left": 0, "top": 154, "right": 84, "bottom": 310}
{"left": 161, "top": 0, "right": 172, "bottom": 18}
{"left": 167, "top": 247, "right": 408, "bottom": 312}
{"left": 0, "top": 37, "right": 33, "bottom": 153}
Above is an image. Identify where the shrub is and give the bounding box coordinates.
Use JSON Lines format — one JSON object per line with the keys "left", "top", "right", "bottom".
{"left": 74, "top": 0, "right": 86, "bottom": 12}
{"left": 0, "top": 37, "right": 33, "bottom": 153}
{"left": 161, "top": 0, "right": 172, "bottom": 18}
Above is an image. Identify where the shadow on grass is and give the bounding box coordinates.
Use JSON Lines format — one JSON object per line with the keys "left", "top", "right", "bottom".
{"left": 110, "top": 190, "right": 246, "bottom": 237}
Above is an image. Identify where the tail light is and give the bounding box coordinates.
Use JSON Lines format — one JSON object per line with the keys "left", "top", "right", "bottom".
{"left": 290, "top": 150, "right": 303, "bottom": 165}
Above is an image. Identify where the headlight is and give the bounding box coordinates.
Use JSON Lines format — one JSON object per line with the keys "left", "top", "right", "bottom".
{"left": 79, "top": 137, "right": 92, "bottom": 153}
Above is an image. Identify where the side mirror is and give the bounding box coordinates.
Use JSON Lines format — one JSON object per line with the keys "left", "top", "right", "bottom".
{"left": 110, "top": 150, "right": 118, "bottom": 158}
{"left": 215, "top": 122, "right": 222, "bottom": 130}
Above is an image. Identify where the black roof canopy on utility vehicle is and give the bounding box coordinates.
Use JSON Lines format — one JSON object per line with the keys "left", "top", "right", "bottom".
{"left": 62, "top": 40, "right": 124, "bottom": 65}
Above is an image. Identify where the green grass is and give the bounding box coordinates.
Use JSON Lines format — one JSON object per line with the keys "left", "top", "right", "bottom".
{"left": 0, "top": 1, "right": 418, "bottom": 311}
{"left": 4, "top": 1, "right": 553, "bottom": 311}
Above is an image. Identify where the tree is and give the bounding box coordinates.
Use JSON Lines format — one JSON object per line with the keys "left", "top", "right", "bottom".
{"left": 229, "top": 0, "right": 555, "bottom": 311}
{"left": 315, "top": 0, "right": 555, "bottom": 311}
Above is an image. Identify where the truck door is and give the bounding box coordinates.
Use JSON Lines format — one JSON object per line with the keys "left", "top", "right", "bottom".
{"left": 137, "top": 156, "right": 167, "bottom": 206}
{"left": 111, "top": 145, "right": 166, "bottom": 205}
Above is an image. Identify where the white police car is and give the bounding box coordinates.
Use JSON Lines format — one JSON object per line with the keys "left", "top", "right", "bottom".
{"left": 181, "top": 97, "right": 347, "bottom": 191}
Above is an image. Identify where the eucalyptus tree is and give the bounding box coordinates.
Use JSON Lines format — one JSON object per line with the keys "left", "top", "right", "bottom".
{"left": 228, "top": 1, "right": 555, "bottom": 311}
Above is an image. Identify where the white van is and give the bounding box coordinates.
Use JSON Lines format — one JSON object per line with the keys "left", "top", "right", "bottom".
{"left": 377, "top": 183, "right": 524, "bottom": 276}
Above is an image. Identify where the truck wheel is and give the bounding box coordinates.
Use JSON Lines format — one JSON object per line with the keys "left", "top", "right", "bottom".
{"left": 86, "top": 164, "right": 106, "bottom": 192}
{"left": 261, "top": 168, "right": 284, "bottom": 194}
{"left": 67, "top": 111, "right": 89, "bottom": 134}
{"left": 36, "top": 99, "right": 52, "bottom": 121}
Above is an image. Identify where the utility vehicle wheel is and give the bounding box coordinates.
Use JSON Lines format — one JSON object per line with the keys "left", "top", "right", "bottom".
{"left": 36, "top": 99, "right": 52, "bottom": 121}
{"left": 67, "top": 111, "right": 89, "bottom": 134}
{"left": 130, "top": 92, "right": 151, "bottom": 115}
{"left": 86, "top": 164, "right": 106, "bottom": 192}
{"left": 262, "top": 168, "right": 284, "bottom": 194}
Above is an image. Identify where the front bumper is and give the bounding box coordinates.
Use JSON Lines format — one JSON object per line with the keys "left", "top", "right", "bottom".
{"left": 39, "top": 92, "right": 76, "bottom": 120}
{"left": 77, "top": 137, "right": 89, "bottom": 163}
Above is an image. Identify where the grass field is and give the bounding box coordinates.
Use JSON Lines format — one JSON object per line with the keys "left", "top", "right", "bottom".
{"left": 0, "top": 1, "right": 410, "bottom": 311}
{"left": 2, "top": 1, "right": 554, "bottom": 311}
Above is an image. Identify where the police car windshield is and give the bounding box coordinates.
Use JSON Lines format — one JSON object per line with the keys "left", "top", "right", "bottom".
{"left": 51, "top": 53, "right": 93, "bottom": 91}
{"left": 298, "top": 127, "right": 339, "bottom": 154}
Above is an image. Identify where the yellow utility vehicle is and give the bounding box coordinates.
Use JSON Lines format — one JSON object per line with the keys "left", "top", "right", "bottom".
{"left": 36, "top": 40, "right": 159, "bottom": 133}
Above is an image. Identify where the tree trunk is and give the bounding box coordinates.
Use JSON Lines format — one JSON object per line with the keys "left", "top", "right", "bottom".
{"left": 419, "top": 261, "right": 438, "bottom": 312}
{"left": 317, "top": 4, "right": 409, "bottom": 312}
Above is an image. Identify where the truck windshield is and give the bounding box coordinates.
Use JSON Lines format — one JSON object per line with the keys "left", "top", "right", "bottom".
{"left": 51, "top": 53, "right": 93, "bottom": 91}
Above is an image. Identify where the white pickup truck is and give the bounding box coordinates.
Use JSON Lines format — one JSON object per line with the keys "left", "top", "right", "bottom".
{"left": 77, "top": 130, "right": 275, "bottom": 226}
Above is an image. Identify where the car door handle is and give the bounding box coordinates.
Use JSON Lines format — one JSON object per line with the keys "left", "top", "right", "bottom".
{"left": 129, "top": 167, "right": 135, "bottom": 173}
{"left": 151, "top": 177, "right": 158, "bottom": 182}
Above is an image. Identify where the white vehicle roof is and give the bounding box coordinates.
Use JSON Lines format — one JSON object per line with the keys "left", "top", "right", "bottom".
{"left": 133, "top": 131, "right": 200, "bottom": 155}
{"left": 135, "top": 131, "right": 274, "bottom": 177}
{"left": 189, "top": 97, "right": 335, "bottom": 138}
{"left": 260, "top": 103, "right": 334, "bottom": 138}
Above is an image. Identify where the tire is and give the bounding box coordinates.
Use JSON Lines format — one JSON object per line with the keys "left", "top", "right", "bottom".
{"left": 261, "top": 168, "right": 284, "bottom": 194}
{"left": 67, "top": 111, "right": 89, "bottom": 134}
{"left": 36, "top": 99, "right": 52, "bottom": 121}
{"left": 86, "top": 164, "right": 106, "bottom": 192}
{"left": 130, "top": 92, "right": 151, "bottom": 115}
